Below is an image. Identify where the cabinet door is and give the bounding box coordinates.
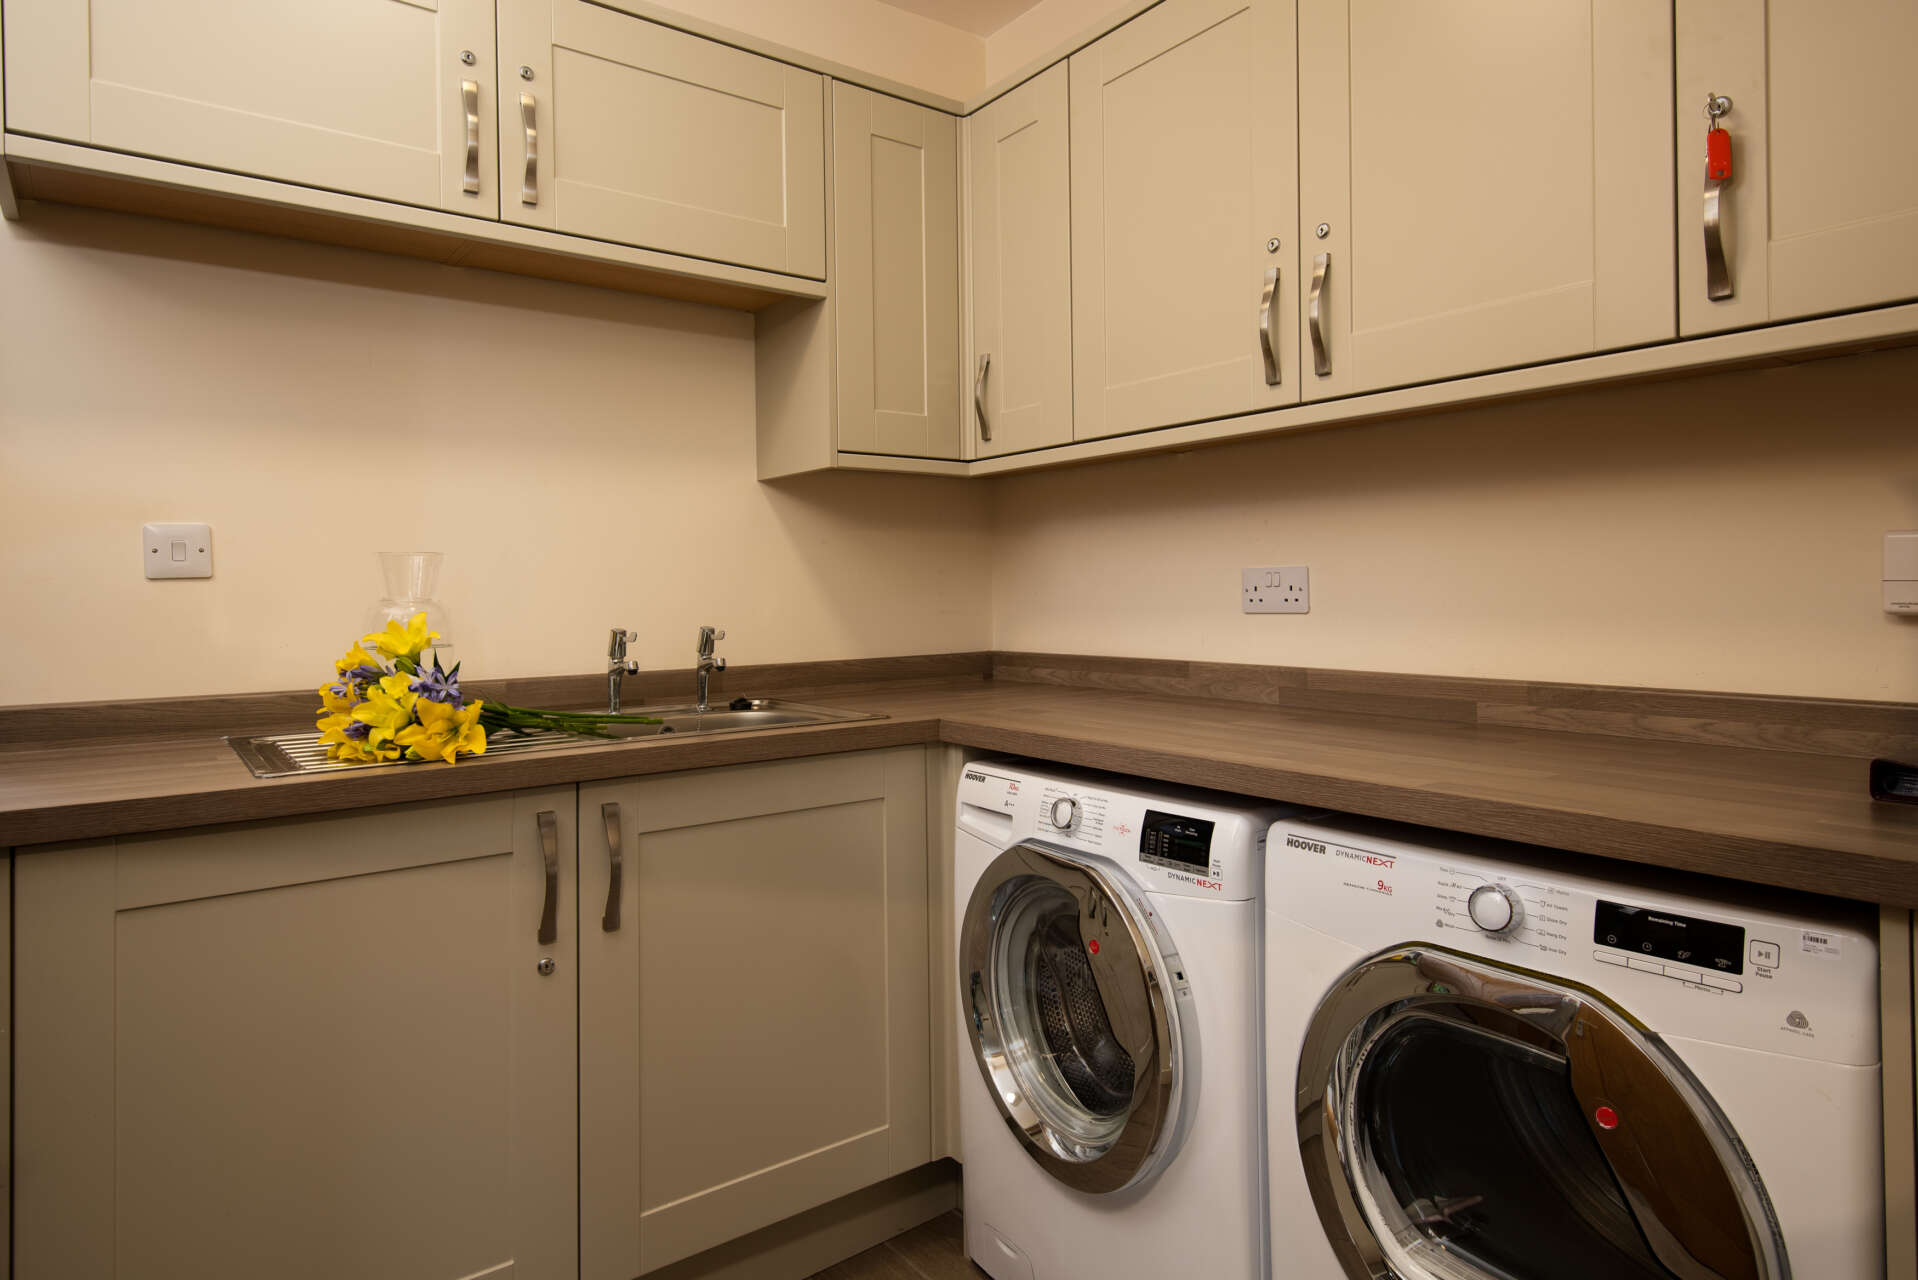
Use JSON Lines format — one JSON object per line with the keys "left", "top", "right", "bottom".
{"left": 497, "top": 0, "right": 825, "bottom": 278}
{"left": 968, "top": 64, "right": 1074, "bottom": 458}
{"left": 1069, "top": 0, "right": 1299, "bottom": 442}
{"left": 13, "top": 791, "right": 578, "bottom": 1280}
{"left": 580, "top": 748, "right": 931, "bottom": 1278}
{"left": 1298, "top": 0, "right": 1674, "bottom": 400}
{"left": 834, "top": 84, "right": 963, "bottom": 460}
{"left": 1677, "top": 0, "right": 1918, "bottom": 334}
{"left": 2, "top": 0, "right": 499, "bottom": 216}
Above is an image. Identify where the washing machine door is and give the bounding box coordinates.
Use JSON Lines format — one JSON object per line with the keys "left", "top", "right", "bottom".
{"left": 1296, "top": 947, "right": 1788, "bottom": 1280}
{"left": 960, "top": 841, "right": 1184, "bottom": 1195}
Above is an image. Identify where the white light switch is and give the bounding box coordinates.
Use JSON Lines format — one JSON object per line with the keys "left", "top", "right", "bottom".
{"left": 1888, "top": 531, "right": 1918, "bottom": 615}
{"left": 144, "top": 522, "right": 213, "bottom": 579}
{"left": 1242, "top": 565, "right": 1309, "bottom": 614}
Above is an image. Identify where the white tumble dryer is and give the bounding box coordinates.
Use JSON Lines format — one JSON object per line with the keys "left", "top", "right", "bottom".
{"left": 954, "top": 759, "right": 1293, "bottom": 1280}
{"left": 1266, "top": 813, "right": 1884, "bottom": 1280}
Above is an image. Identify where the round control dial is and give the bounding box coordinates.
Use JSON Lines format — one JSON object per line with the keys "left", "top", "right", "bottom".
{"left": 1049, "top": 797, "right": 1079, "bottom": 831}
{"left": 1466, "top": 884, "right": 1523, "bottom": 935}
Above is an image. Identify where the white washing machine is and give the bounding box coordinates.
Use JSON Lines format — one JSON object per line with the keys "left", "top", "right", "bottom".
{"left": 1266, "top": 813, "right": 1884, "bottom": 1280}
{"left": 954, "top": 759, "right": 1293, "bottom": 1280}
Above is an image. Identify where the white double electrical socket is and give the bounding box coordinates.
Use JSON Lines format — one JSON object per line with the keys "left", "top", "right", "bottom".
{"left": 1242, "top": 565, "right": 1309, "bottom": 614}
{"left": 1888, "top": 531, "right": 1918, "bottom": 615}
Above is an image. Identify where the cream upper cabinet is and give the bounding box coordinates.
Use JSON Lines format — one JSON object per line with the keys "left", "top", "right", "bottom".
{"left": 12, "top": 791, "right": 578, "bottom": 1280}
{"left": 967, "top": 63, "right": 1075, "bottom": 458}
{"left": 1677, "top": 0, "right": 1918, "bottom": 335}
{"left": 1297, "top": 0, "right": 1675, "bottom": 400}
{"left": 1069, "top": 0, "right": 1300, "bottom": 442}
{"left": 580, "top": 748, "right": 932, "bottom": 1279}
{"left": 497, "top": 0, "right": 826, "bottom": 278}
{"left": 834, "top": 83, "right": 963, "bottom": 459}
{"left": 2, "top": 0, "right": 500, "bottom": 216}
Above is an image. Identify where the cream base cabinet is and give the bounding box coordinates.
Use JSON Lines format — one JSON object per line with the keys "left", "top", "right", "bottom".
{"left": 834, "top": 83, "right": 963, "bottom": 460}
{"left": 1069, "top": 0, "right": 1300, "bottom": 442}
{"left": 497, "top": 0, "right": 825, "bottom": 278}
{"left": 967, "top": 64, "right": 1075, "bottom": 458}
{"left": 1677, "top": 0, "right": 1918, "bottom": 335}
{"left": 1, "top": 0, "right": 500, "bottom": 216}
{"left": 580, "top": 748, "right": 932, "bottom": 1278}
{"left": 13, "top": 791, "right": 579, "bottom": 1280}
{"left": 1297, "top": 0, "right": 1675, "bottom": 400}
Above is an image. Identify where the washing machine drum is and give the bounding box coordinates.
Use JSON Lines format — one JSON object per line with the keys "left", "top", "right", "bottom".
{"left": 1295, "top": 946, "right": 1790, "bottom": 1280}
{"left": 961, "top": 842, "right": 1185, "bottom": 1195}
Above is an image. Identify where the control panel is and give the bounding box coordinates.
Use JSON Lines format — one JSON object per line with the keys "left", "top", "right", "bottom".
{"left": 955, "top": 761, "right": 1286, "bottom": 902}
{"left": 1140, "top": 809, "right": 1215, "bottom": 874}
{"left": 1593, "top": 898, "right": 1747, "bottom": 987}
{"left": 1269, "top": 816, "right": 1879, "bottom": 1066}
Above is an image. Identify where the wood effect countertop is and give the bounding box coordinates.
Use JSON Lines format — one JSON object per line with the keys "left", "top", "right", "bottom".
{"left": 3, "top": 678, "right": 1916, "bottom": 906}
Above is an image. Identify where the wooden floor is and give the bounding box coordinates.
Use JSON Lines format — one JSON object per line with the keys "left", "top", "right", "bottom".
{"left": 809, "top": 1211, "right": 984, "bottom": 1279}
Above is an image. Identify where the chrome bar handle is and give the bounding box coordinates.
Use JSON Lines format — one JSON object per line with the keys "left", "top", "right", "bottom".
{"left": 1308, "top": 253, "right": 1332, "bottom": 377}
{"left": 1258, "top": 266, "right": 1281, "bottom": 386}
{"left": 520, "top": 92, "right": 539, "bottom": 207}
{"left": 536, "top": 809, "right": 560, "bottom": 945}
{"left": 600, "top": 802, "right": 623, "bottom": 933}
{"left": 974, "top": 353, "right": 991, "bottom": 441}
{"left": 460, "top": 80, "right": 481, "bottom": 195}
{"left": 1704, "top": 182, "right": 1731, "bottom": 300}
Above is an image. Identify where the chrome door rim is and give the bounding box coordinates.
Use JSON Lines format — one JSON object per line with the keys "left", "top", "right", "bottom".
{"left": 1295, "top": 946, "right": 1789, "bottom": 1280}
{"left": 960, "top": 840, "right": 1184, "bottom": 1194}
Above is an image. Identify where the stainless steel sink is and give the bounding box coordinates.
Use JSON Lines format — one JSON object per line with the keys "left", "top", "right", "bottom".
{"left": 229, "top": 699, "right": 884, "bottom": 777}
{"left": 585, "top": 699, "right": 881, "bottom": 739}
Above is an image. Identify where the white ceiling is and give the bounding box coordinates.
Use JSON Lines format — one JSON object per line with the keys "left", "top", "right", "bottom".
{"left": 874, "top": 0, "right": 1048, "bottom": 37}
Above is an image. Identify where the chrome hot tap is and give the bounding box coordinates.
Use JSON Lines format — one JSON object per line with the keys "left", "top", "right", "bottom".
{"left": 607, "top": 627, "right": 639, "bottom": 713}
{"left": 695, "top": 626, "right": 726, "bottom": 713}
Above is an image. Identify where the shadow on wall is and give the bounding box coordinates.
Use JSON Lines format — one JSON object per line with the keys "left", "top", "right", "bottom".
{"left": 996, "top": 345, "right": 1918, "bottom": 515}
{"left": 755, "top": 465, "right": 993, "bottom": 654}
{"left": 1, "top": 199, "right": 748, "bottom": 338}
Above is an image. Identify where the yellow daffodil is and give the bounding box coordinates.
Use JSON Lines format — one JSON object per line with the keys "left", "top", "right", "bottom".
{"left": 398, "top": 698, "right": 488, "bottom": 765}
{"left": 317, "top": 710, "right": 397, "bottom": 763}
{"left": 317, "top": 682, "right": 358, "bottom": 716}
{"left": 351, "top": 674, "right": 419, "bottom": 749}
{"left": 335, "top": 643, "right": 383, "bottom": 677}
{"left": 338, "top": 737, "right": 397, "bottom": 764}
{"left": 317, "top": 711, "right": 356, "bottom": 747}
{"left": 362, "top": 613, "right": 440, "bottom": 666}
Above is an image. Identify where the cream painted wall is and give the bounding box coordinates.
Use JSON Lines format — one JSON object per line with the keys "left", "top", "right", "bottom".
{"left": 0, "top": 206, "right": 992, "bottom": 705}
{"left": 2, "top": 207, "right": 1912, "bottom": 709}
{"left": 990, "top": 349, "right": 1918, "bottom": 702}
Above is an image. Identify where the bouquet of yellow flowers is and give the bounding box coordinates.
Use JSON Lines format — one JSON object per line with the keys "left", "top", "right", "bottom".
{"left": 317, "top": 613, "right": 658, "bottom": 766}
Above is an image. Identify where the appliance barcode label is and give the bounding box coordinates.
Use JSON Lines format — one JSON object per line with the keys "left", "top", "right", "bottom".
{"left": 1801, "top": 930, "right": 1841, "bottom": 957}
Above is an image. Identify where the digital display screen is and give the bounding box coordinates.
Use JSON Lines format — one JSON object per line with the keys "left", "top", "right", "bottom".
{"left": 1594, "top": 900, "right": 1744, "bottom": 975}
{"left": 1141, "top": 809, "right": 1215, "bottom": 873}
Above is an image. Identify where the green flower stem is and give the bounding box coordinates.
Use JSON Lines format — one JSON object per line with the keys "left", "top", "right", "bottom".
{"left": 478, "top": 702, "right": 661, "bottom": 739}
{"left": 389, "top": 656, "right": 660, "bottom": 738}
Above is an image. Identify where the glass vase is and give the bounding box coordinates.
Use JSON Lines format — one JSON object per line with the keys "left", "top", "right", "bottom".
{"left": 366, "top": 551, "right": 457, "bottom": 671}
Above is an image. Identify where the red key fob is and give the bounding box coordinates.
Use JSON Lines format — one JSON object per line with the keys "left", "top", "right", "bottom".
{"left": 1706, "top": 127, "right": 1733, "bottom": 182}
